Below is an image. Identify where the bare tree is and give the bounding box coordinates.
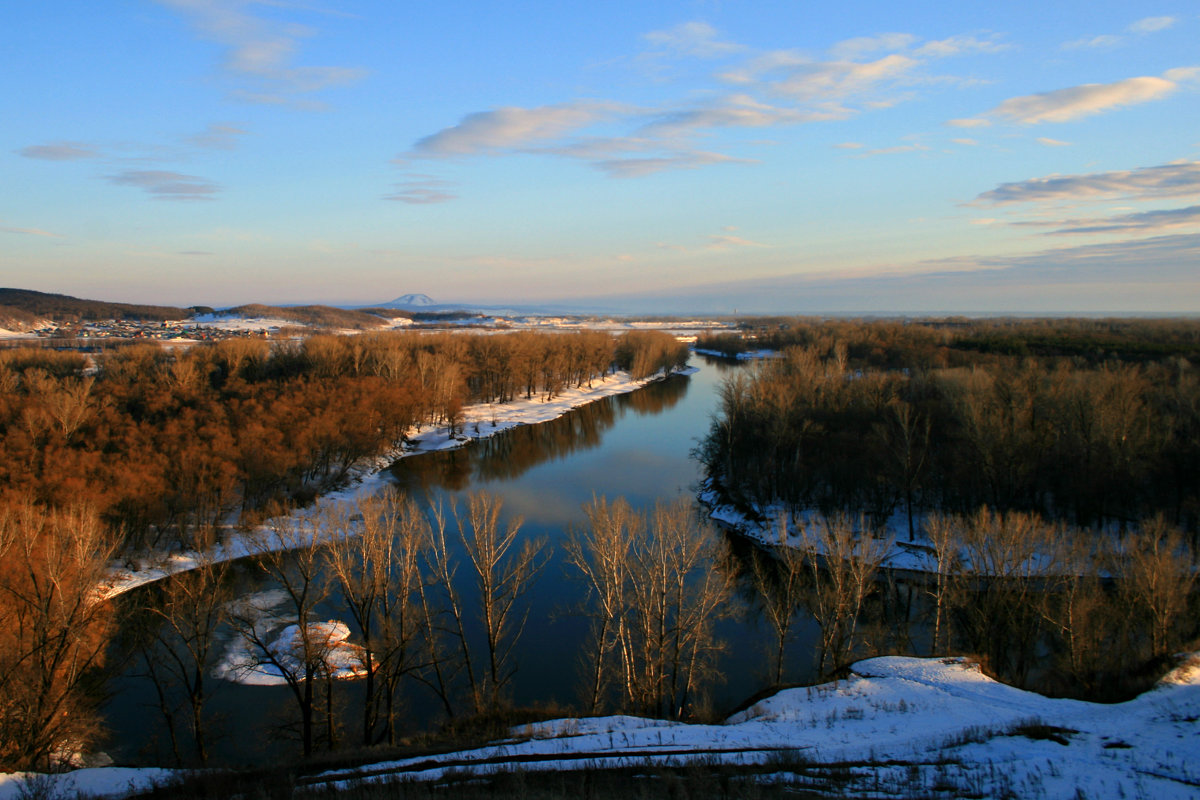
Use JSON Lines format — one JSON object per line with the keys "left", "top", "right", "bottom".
{"left": 800, "top": 514, "right": 890, "bottom": 678}
{"left": 623, "top": 499, "right": 732, "bottom": 718}
{"left": 564, "top": 495, "right": 640, "bottom": 713}
{"left": 323, "top": 491, "right": 430, "bottom": 745}
{"left": 923, "top": 513, "right": 960, "bottom": 657}
{"left": 749, "top": 517, "right": 807, "bottom": 686}
{"left": 457, "top": 492, "right": 548, "bottom": 711}
{"left": 1118, "top": 516, "right": 1198, "bottom": 659}
{"left": 227, "top": 507, "right": 333, "bottom": 758}
{"left": 135, "top": 532, "right": 230, "bottom": 766}
{"left": 0, "top": 502, "right": 115, "bottom": 771}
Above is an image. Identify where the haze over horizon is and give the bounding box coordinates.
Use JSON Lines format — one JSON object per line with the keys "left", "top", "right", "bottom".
{"left": 3, "top": 2, "right": 1198, "bottom": 313}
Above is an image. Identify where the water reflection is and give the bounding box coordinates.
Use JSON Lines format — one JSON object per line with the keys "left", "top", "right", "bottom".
{"left": 391, "top": 373, "right": 690, "bottom": 493}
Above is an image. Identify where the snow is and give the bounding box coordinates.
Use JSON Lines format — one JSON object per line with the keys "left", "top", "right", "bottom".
{"left": 96, "top": 366, "right": 698, "bottom": 602}
{"left": 10, "top": 654, "right": 1197, "bottom": 797}
{"left": 188, "top": 314, "right": 299, "bottom": 331}
{"left": 692, "top": 347, "right": 783, "bottom": 360}
{"left": 300, "top": 654, "right": 1200, "bottom": 797}
{"left": 0, "top": 768, "right": 174, "bottom": 800}
{"left": 214, "top": 589, "right": 366, "bottom": 687}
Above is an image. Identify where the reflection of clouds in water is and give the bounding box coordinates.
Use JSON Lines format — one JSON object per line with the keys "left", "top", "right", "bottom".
{"left": 495, "top": 485, "right": 584, "bottom": 528}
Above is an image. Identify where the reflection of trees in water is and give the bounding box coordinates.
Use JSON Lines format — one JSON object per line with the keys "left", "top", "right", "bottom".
{"left": 617, "top": 372, "right": 689, "bottom": 416}
{"left": 390, "top": 374, "right": 691, "bottom": 493}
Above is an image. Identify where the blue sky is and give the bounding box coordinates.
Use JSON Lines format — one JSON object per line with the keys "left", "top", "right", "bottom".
{"left": 2, "top": 1, "right": 1198, "bottom": 313}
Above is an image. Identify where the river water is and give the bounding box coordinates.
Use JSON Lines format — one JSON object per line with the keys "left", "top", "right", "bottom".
{"left": 104, "top": 355, "right": 825, "bottom": 765}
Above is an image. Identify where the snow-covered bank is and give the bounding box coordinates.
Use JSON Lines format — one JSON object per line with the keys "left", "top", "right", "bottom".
{"left": 17, "top": 654, "right": 1191, "bottom": 798}
{"left": 97, "top": 366, "right": 698, "bottom": 602}
{"left": 693, "top": 347, "right": 782, "bottom": 360}
{"left": 700, "top": 482, "right": 947, "bottom": 575}
{"left": 304, "top": 653, "right": 1200, "bottom": 797}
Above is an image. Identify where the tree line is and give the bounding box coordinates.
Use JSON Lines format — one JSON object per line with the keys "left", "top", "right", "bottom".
{"left": 697, "top": 321, "right": 1200, "bottom": 535}
{"left": 739, "top": 509, "right": 1198, "bottom": 700}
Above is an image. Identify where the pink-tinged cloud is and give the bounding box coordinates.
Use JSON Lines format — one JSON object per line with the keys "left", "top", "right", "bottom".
{"left": 987, "top": 76, "right": 1175, "bottom": 123}
{"left": 412, "top": 103, "right": 617, "bottom": 156}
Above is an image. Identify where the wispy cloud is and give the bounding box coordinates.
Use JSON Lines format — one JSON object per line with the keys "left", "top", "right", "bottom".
{"left": 157, "top": 0, "right": 366, "bottom": 108}
{"left": 411, "top": 103, "right": 620, "bottom": 157}
{"left": 17, "top": 142, "right": 100, "bottom": 161}
{"left": 1036, "top": 137, "right": 1071, "bottom": 147}
{"left": 384, "top": 174, "right": 457, "bottom": 204}
{"left": 953, "top": 68, "right": 1186, "bottom": 127}
{"left": 1036, "top": 205, "right": 1200, "bottom": 235}
{"left": 0, "top": 221, "right": 65, "bottom": 238}
{"left": 593, "top": 150, "right": 752, "bottom": 178}
{"left": 401, "top": 24, "right": 1009, "bottom": 191}
{"left": 706, "top": 233, "right": 768, "bottom": 249}
{"left": 975, "top": 161, "right": 1200, "bottom": 205}
{"left": 1128, "top": 16, "right": 1176, "bottom": 34}
{"left": 642, "top": 21, "right": 743, "bottom": 58}
{"left": 986, "top": 76, "right": 1176, "bottom": 124}
{"left": 105, "top": 169, "right": 220, "bottom": 200}
{"left": 849, "top": 142, "right": 932, "bottom": 157}
{"left": 190, "top": 123, "right": 249, "bottom": 149}
{"left": 1061, "top": 34, "right": 1122, "bottom": 50}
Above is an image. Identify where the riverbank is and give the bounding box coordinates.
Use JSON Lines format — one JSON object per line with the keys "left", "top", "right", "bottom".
{"left": 97, "top": 366, "right": 698, "bottom": 601}
{"left": 5, "top": 653, "right": 1196, "bottom": 799}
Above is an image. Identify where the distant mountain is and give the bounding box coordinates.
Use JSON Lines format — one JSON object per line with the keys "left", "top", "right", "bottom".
{"left": 385, "top": 293, "right": 437, "bottom": 309}
{"left": 0, "top": 288, "right": 189, "bottom": 323}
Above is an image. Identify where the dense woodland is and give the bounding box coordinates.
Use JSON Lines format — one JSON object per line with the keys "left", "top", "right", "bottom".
{"left": 697, "top": 318, "right": 1200, "bottom": 702}
{"left": 697, "top": 318, "right": 1200, "bottom": 533}
{"left": 0, "top": 329, "right": 687, "bottom": 770}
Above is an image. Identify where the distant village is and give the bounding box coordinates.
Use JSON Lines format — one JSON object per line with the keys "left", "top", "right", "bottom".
{"left": 16, "top": 318, "right": 278, "bottom": 344}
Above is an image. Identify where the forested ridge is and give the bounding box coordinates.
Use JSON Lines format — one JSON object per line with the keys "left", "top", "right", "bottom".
{"left": 0, "top": 329, "right": 687, "bottom": 770}
{"left": 0, "top": 288, "right": 190, "bottom": 323}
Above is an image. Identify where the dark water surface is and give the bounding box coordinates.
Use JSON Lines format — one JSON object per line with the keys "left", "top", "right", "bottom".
{"left": 104, "top": 355, "right": 823, "bottom": 765}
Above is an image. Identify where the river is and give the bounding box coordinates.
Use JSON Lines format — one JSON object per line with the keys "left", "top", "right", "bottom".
{"left": 103, "top": 355, "right": 826, "bottom": 766}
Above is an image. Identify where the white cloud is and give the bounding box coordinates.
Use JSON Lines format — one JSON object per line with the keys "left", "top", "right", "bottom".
{"left": 834, "top": 142, "right": 865, "bottom": 149}
{"left": 947, "top": 117, "right": 991, "bottom": 128}
{"left": 18, "top": 142, "right": 100, "bottom": 161}
{"left": 642, "top": 21, "right": 742, "bottom": 58}
{"left": 986, "top": 75, "right": 1176, "bottom": 123}
{"left": 829, "top": 33, "right": 916, "bottom": 60}
{"left": 1061, "top": 34, "right": 1123, "bottom": 50}
{"left": 975, "top": 161, "right": 1200, "bottom": 205}
{"left": 1164, "top": 66, "right": 1200, "bottom": 83}
{"left": 412, "top": 103, "right": 617, "bottom": 156}
{"left": 913, "top": 34, "right": 1010, "bottom": 58}
{"left": 106, "top": 169, "right": 220, "bottom": 200}
{"left": 1036, "top": 137, "right": 1071, "bottom": 147}
{"left": 952, "top": 138, "right": 979, "bottom": 146}
{"left": 639, "top": 95, "right": 832, "bottom": 137}
{"left": 593, "top": 151, "right": 752, "bottom": 178}
{"left": 1128, "top": 16, "right": 1176, "bottom": 34}
{"left": 771, "top": 53, "right": 921, "bottom": 101}
{"left": 157, "top": 0, "right": 366, "bottom": 107}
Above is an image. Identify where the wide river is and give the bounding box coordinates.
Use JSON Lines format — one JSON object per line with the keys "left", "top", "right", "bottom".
{"left": 105, "top": 354, "right": 823, "bottom": 765}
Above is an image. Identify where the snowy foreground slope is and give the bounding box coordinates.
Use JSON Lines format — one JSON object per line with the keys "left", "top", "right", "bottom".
{"left": 4, "top": 657, "right": 1195, "bottom": 800}
{"left": 303, "top": 655, "right": 1200, "bottom": 798}
{"left": 1, "top": 656, "right": 1196, "bottom": 798}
